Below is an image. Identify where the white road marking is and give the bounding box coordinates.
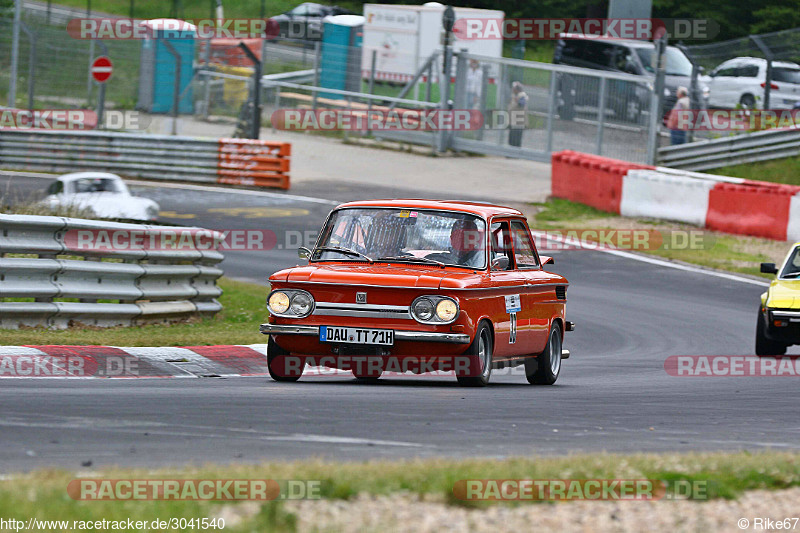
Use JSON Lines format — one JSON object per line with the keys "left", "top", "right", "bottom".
{"left": 260, "top": 433, "right": 424, "bottom": 447}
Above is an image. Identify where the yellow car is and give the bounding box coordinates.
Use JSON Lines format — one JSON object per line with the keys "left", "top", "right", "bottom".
{"left": 758, "top": 244, "right": 800, "bottom": 355}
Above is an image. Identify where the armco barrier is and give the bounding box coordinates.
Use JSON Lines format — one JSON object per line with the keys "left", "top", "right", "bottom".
{"left": 0, "top": 130, "right": 291, "bottom": 190}
{"left": 0, "top": 214, "right": 224, "bottom": 329}
{"left": 552, "top": 150, "right": 800, "bottom": 242}
{"left": 551, "top": 151, "right": 655, "bottom": 213}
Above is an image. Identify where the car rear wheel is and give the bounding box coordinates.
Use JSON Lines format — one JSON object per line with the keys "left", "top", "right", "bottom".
{"left": 756, "top": 309, "right": 787, "bottom": 356}
{"left": 527, "top": 322, "right": 562, "bottom": 385}
{"left": 740, "top": 94, "right": 756, "bottom": 110}
{"left": 457, "top": 322, "right": 493, "bottom": 387}
{"left": 353, "top": 363, "right": 383, "bottom": 382}
{"left": 267, "top": 339, "right": 302, "bottom": 382}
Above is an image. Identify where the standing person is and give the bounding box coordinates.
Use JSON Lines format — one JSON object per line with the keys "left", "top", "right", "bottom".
{"left": 667, "top": 86, "right": 690, "bottom": 145}
{"left": 466, "top": 59, "right": 483, "bottom": 109}
{"left": 508, "top": 81, "right": 528, "bottom": 147}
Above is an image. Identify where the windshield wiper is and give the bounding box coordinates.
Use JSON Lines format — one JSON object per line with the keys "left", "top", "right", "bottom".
{"left": 376, "top": 255, "right": 446, "bottom": 268}
{"left": 313, "top": 246, "right": 373, "bottom": 263}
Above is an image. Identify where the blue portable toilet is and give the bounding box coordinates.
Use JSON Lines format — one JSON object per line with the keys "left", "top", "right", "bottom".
{"left": 137, "top": 19, "right": 196, "bottom": 114}
{"left": 319, "top": 15, "right": 364, "bottom": 99}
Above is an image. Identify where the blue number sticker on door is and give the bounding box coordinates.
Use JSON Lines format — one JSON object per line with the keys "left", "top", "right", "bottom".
{"left": 504, "top": 294, "right": 521, "bottom": 313}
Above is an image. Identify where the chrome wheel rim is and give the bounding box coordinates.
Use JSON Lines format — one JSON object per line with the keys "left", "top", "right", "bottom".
{"left": 550, "top": 330, "right": 562, "bottom": 376}
{"left": 479, "top": 330, "right": 491, "bottom": 378}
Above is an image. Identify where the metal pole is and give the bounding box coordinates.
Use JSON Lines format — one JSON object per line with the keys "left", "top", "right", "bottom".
{"left": 439, "top": 46, "right": 453, "bottom": 152}
{"left": 95, "top": 41, "right": 108, "bottom": 129}
{"left": 273, "top": 85, "right": 281, "bottom": 132}
{"left": 545, "top": 71, "right": 557, "bottom": 154}
{"left": 238, "top": 41, "right": 262, "bottom": 139}
{"left": 47, "top": 0, "right": 52, "bottom": 24}
{"left": 425, "top": 61, "right": 433, "bottom": 102}
{"left": 19, "top": 23, "right": 35, "bottom": 110}
{"left": 312, "top": 40, "right": 320, "bottom": 111}
{"left": 477, "top": 64, "right": 488, "bottom": 141}
{"left": 751, "top": 35, "right": 773, "bottom": 110}
{"left": 8, "top": 0, "right": 21, "bottom": 107}
{"left": 202, "top": 38, "right": 212, "bottom": 119}
{"left": 366, "top": 49, "right": 376, "bottom": 135}
{"left": 596, "top": 77, "right": 607, "bottom": 155}
{"left": 87, "top": 40, "right": 95, "bottom": 106}
{"left": 161, "top": 39, "right": 182, "bottom": 136}
{"left": 646, "top": 33, "right": 668, "bottom": 165}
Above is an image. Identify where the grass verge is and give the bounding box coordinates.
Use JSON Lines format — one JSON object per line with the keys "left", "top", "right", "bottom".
{"left": 530, "top": 198, "right": 784, "bottom": 279}
{"left": 709, "top": 156, "right": 800, "bottom": 186}
{"left": 0, "top": 277, "right": 268, "bottom": 346}
{"left": 1, "top": 451, "right": 799, "bottom": 531}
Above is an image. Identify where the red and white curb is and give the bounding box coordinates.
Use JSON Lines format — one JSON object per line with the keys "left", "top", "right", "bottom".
{"left": 0, "top": 344, "right": 269, "bottom": 378}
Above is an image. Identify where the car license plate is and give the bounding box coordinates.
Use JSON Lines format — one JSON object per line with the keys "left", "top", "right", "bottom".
{"left": 320, "top": 326, "right": 394, "bottom": 345}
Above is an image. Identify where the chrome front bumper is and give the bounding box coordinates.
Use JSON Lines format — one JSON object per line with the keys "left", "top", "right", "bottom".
{"left": 260, "top": 323, "right": 472, "bottom": 344}
{"left": 770, "top": 309, "right": 800, "bottom": 321}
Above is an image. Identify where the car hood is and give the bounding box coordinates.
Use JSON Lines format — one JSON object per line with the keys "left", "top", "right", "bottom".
{"left": 275, "top": 263, "right": 482, "bottom": 289}
{"left": 767, "top": 279, "right": 800, "bottom": 309}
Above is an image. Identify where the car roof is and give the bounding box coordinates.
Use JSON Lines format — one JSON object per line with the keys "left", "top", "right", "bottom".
{"left": 719, "top": 57, "right": 800, "bottom": 69}
{"left": 334, "top": 199, "right": 524, "bottom": 218}
{"left": 558, "top": 33, "right": 658, "bottom": 49}
{"left": 57, "top": 172, "right": 122, "bottom": 182}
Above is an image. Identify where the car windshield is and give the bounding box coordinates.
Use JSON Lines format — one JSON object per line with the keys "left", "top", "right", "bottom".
{"left": 636, "top": 46, "right": 693, "bottom": 77}
{"left": 314, "top": 208, "right": 488, "bottom": 269}
{"left": 773, "top": 67, "right": 800, "bottom": 85}
{"left": 780, "top": 247, "right": 800, "bottom": 277}
{"left": 70, "top": 177, "right": 122, "bottom": 194}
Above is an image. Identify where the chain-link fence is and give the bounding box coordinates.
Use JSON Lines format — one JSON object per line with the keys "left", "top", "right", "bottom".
{"left": 686, "top": 27, "right": 800, "bottom": 110}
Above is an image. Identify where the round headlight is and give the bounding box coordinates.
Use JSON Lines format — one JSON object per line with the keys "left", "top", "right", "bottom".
{"left": 290, "top": 292, "right": 313, "bottom": 316}
{"left": 436, "top": 299, "right": 458, "bottom": 322}
{"left": 268, "top": 291, "right": 290, "bottom": 314}
{"left": 413, "top": 298, "right": 434, "bottom": 321}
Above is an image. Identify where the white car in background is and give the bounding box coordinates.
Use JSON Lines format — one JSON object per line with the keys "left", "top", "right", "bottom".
{"left": 706, "top": 57, "right": 800, "bottom": 109}
{"left": 44, "top": 172, "right": 159, "bottom": 221}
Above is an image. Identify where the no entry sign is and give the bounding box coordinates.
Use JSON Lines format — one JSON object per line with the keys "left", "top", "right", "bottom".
{"left": 91, "top": 56, "right": 113, "bottom": 83}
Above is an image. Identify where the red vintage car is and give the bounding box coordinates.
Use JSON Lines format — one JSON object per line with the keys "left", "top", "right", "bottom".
{"left": 260, "top": 199, "right": 573, "bottom": 386}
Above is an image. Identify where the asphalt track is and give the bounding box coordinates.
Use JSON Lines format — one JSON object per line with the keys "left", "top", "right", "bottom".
{"left": 2, "top": 173, "right": 797, "bottom": 472}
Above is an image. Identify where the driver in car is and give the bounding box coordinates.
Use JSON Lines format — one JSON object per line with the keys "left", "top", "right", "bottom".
{"left": 446, "top": 219, "right": 485, "bottom": 268}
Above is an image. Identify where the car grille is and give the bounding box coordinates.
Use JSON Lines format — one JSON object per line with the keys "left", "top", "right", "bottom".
{"left": 555, "top": 286, "right": 567, "bottom": 300}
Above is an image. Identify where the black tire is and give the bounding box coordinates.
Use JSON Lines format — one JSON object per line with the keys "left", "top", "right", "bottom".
{"left": 527, "top": 322, "right": 562, "bottom": 385}
{"left": 755, "top": 310, "right": 787, "bottom": 356}
{"left": 353, "top": 361, "right": 383, "bottom": 382}
{"left": 740, "top": 94, "right": 756, "bottom": 110}
{"left": 457, "top": 321, "right": 493, "bottom": 387}
{"left": 267, "top": 339, "right": 302, "bottom": 382}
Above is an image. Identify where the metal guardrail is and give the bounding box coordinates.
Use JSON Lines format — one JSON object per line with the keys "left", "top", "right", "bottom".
{"left": 0, "top": 214, "right": 224, "bottom": 329}
{"left": 0, "top": 129, "right": 292, "bottom": 189}
{"left": 657, "top": 127, "right": 800, "bottom": 171}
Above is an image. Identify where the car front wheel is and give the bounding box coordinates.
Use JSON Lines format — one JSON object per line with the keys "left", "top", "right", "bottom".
{"left": 527, "top": 322, "right": 562, "bottom": 385}
{"left": 267, "top": 339, "right": 303, "bottom": 382}
{"left": 755, "top": 309, "right": 787, "bottom": 356}
{"left": 457, "top": 322, "right": 493, "bottom": 387}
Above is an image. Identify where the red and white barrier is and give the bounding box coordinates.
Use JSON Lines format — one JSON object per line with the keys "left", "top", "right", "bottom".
{"left": 552, "top": 150, "right": 800, "bottom": 242}
{"left": 0, "top": 344, "right": 268, "bottom": 378}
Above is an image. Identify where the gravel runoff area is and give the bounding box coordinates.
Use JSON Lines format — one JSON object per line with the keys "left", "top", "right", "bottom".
{"left": 268, "top": 488, "right": 799, "bottom": 532}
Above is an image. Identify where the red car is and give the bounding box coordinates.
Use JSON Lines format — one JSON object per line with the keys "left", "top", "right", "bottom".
{"left": 260, "top": 200, "right": 573, "bottom": 386}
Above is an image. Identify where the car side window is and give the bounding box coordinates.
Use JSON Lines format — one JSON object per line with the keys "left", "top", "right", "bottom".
{"left": 510, "top": 221, "right": 539, "bottom": 268}
{"left": 490, "top": 221, "right": 513, "bottom": 270}
{"left": 736, "top": 65, "right": 758, "bottom": 77}
{"left": 715, "top": 66, "right": 737, "bottom": 77}
{"left": 46, "top": 181, "right": 63, "bottom": 195}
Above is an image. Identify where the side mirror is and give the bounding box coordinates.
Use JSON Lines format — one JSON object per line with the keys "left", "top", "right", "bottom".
{"left": 760, "top": 262, "right": 778, "bottom": 275}
{"left": 298, "top": 246, "right": 312, "bottom": 260}
{"left": 491, "top": 256, "right": 509, "bottom": 271}
{"left": 540, "top": 255, "right": 555, "bottom": 266}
